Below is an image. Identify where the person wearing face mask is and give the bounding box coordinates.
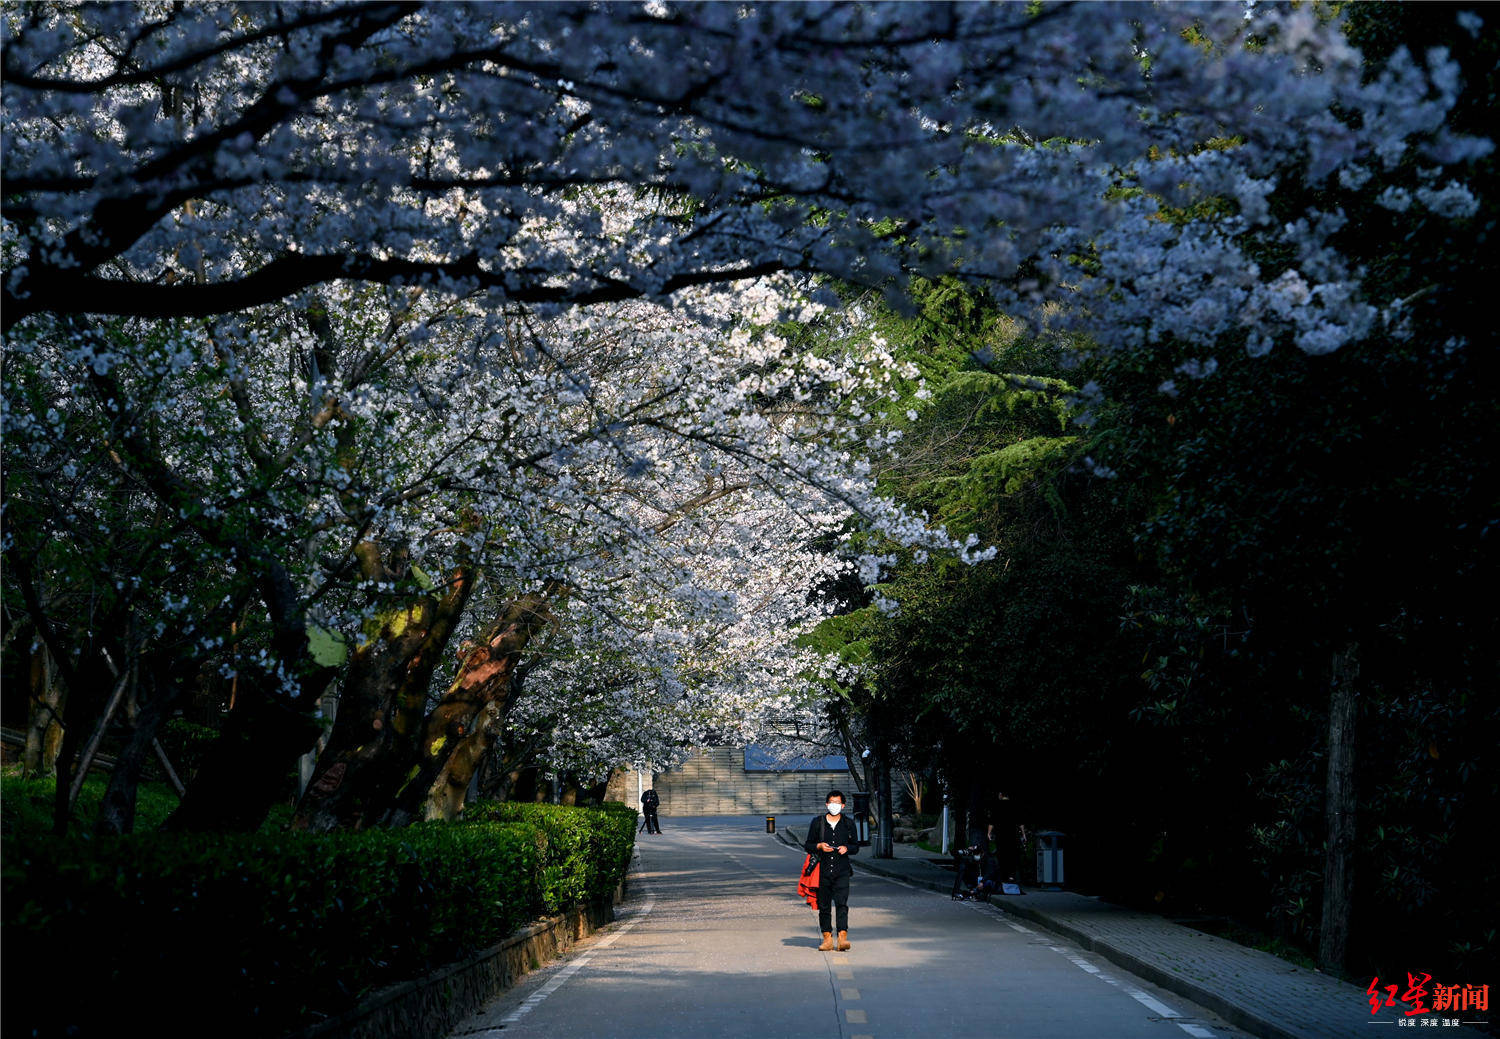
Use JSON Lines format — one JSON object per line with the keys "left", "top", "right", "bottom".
{"left": 803, "top": 789, "right": 859, "bottom": 951}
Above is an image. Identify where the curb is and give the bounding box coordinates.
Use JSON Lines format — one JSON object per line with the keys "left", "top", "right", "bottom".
{"left": 853, "top": 852, "right": 1301, "bottom": 1039}
{"left": 973, "top": 893, "right": 1304, "bottom": 1039}
{"left": 776, "top": 828, "right": 1296, "bottom": 1039}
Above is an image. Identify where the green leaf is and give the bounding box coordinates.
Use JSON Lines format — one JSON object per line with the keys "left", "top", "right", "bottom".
{"left": 306, "top": 625, "right": 347, "bottom": 666}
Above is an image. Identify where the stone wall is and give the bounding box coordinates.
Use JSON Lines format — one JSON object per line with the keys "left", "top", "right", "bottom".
{"left": 283, "top": 890, "right": 622, "bottom": 1039}
{"left": 650, "top": 746, "right": 853, "bottom": 817}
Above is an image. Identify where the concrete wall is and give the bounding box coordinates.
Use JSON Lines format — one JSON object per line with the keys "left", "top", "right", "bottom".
{"left": 647, "top": 746, "right": 853, "bottom": 817}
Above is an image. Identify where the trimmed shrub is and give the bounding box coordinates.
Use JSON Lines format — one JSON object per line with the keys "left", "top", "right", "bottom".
{"left": 1, "top": 803, "right": 633, "bottom": 1039}
{"left": 147, "top": 717, "right": 221, "bottom": 783}
{"left": 462, "top": 800, "right": 638, "bottom": 911}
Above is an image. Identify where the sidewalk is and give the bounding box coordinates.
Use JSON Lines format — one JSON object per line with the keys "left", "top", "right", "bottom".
{"left": 779, "top": 825, "right": 1486, "bottom": 1039}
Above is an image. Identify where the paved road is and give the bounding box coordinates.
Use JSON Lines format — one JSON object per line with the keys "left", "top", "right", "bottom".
{"left": 449, "top": 816, "right": 1254, "bottom": 1039}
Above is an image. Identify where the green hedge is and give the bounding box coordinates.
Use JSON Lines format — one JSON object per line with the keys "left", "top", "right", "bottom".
{"left": 462, "top": 800, "right": 638, "bottom": 911}
{"left": 145, "top": 717, "right": 221, "bottom": 783}
{"left": 2, "top": 803, "right": 637, "bottom": 1038}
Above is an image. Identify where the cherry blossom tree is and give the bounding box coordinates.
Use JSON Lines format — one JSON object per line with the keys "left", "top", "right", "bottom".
{"left": 491, "top": 499, "right": 850, "bottom": 794}
{"left": 6, "top": 250, "right": 976, "bottom": 829}
{"left": 5, "top": 3, "right": 1481, "bottom": 342}
{"left": 3, "top": 2, "right": 1486, "bottom": 831}
{"left": 278, "top": 277, "right": 990, "bottom": 830}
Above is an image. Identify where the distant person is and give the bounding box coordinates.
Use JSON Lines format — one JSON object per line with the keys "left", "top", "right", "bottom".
{"left": 987, "top": 793, "right": 1019, "bottom": 882}
{"left": 641, "top": 788, "right": 661, "bottom": 834}
{"left": 804, "top": 789, "right": 859, "bottom": 951}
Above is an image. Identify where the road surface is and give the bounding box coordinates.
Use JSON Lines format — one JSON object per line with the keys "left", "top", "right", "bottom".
{"left": 449, "top": 815, "right": 1252, "bottom": 1039}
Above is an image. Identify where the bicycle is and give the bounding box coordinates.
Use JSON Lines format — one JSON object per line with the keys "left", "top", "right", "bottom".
{"left": 950, "top": 844, "right": 1000, "bottom": 901}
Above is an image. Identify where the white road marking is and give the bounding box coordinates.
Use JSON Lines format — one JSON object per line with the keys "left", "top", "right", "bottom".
{"left": 863, "top": 871, "right": 922, "bottom": 892}
{"left": 1121, "top": 984, "right": 1181, "bottom": 1019}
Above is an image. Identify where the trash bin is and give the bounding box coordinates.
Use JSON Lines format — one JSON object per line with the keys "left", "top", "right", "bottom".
{"left": 851, "top": 791, "right": 871, "bottom": 845}
{"left": 1036, "top": 830, "right": 1065, "bottom": 889}
{"left": 766, "top": 815, "right": 776, "bottom": 834}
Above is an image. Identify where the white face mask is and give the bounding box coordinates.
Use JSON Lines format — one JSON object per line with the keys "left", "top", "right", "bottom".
{"left": 826, "top": 803, "right": 843, "bottom": 815}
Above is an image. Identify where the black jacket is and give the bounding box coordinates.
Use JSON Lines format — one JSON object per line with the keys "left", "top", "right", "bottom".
{"left": 803, "top": 814, "right": 860, "bottom": 879}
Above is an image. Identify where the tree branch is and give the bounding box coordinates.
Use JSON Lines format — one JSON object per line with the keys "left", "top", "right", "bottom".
{"left": 6, "top": 252, "right": 801, "bottom": 328}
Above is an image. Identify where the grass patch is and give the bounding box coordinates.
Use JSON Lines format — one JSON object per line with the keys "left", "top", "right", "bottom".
{"left": 1, "top": 766, "right": 295, "bottom": 839}
{"left": 1, "top": 766, "right": 179, "bottom": 839}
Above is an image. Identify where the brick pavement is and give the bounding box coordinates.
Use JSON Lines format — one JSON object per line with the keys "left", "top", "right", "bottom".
{"left": 780, "top": 825, "right": 1489, "bottom": 1039}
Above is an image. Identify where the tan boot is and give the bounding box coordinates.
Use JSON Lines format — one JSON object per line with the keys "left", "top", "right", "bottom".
{"left": 837, "top": 930, "right": 851, "bottom": 951}
{"left": 818, "top": 931, "right": 835, "bottom": 951}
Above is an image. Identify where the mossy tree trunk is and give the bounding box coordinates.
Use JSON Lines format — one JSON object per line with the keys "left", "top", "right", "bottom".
{"left": 387, "top": 587, "right": 559, "bottom": 824}
{"left": 292, "top": 550, "right": 477, "bottom": 831}
{"left": 23, "top": 641, "right": 65, "bottom": 778}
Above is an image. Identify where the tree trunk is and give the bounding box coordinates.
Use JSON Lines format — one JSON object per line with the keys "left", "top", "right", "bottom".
{"left": 964, "top": 782, "right": 988, "bottom": 849}
{"left": 397, "top": 589, "right": 557, "bottom": 823}
{"left": 510, "top": 766, "right": 540, "bottom": 804}
{"left": 1318, "top": 640, "right": 1360, "bottom": 973}
{"left": 474, "top": 743, "right": 502, "bottom": 799}
{"left": 874, "top": 748, "right": 895, "bottom": 859}
{"left": 952, "top": 806, "right": 965, "bottom": 852}
{"left": 415, "top": 689, "right": 515, "bottom": 821}
{"left": 162, "top": 679, "right": 325, "bottom": 833}
{"left": 49, "top": 650, "right": 118, "bottom": 836}
{"left": 153, "top": 738, "right": 187, "bottom": 796}
{"left": 829, "top": 704, "right": 866, "bottom": 795}
{"left": 96, "top": 667, "right": 182, "bottom": 836}
{"left": 292, "top": 564, "right": 476, "bottom": 831}
{"left": 67, "top": 670, "right": 130, "bottom": 810}
{"left": 23, "top": 643, "right": 65, "bottom": 777}
{"left": 481, "top": 730, "right": 540, "bottom": 801}
{"left": 6, "top": 550, "right": 118, "bottom": 832}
